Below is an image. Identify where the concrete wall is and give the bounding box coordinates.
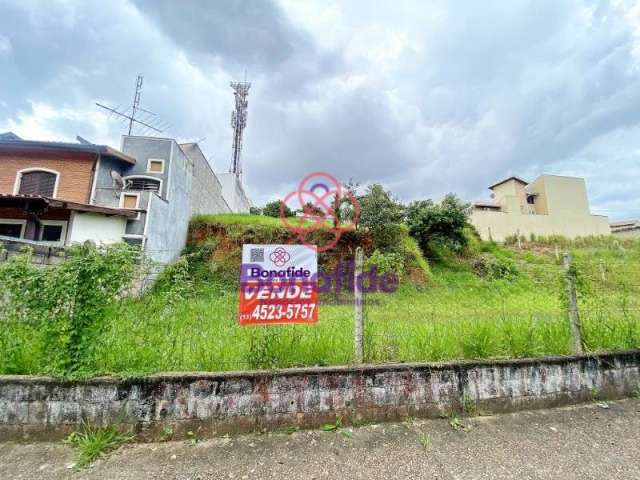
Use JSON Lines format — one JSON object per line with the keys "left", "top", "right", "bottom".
{"left": 218, "top": 173, "right": 251, "bottom": 213}
{"left": 180, "top": 143, "right": 231, "bottom": 215}
{"left": 471, "top": 209, "right": 610, "bottom": 241}
{"left": 68, "top": 212, "right": 126, "bottom": 245}
{"left": 143, "top": 142, "right": 193, "bottom": 264}
{"left": 1, "top": 351, "right": 638, "bottom": 441}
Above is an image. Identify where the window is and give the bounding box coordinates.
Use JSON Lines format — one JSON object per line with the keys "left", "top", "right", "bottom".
{"left": 147, "top": 159, "right": 165, "bottom": 173}
{"left": 126, "top": 177, "right": 161, "bottom": 192}
{"left": 38, "top": 221, "right": 67, "bottom": 244}
{"left": 0, "top": 220, "right": 26, "bottom": 238}
{"left": 121, "top": 193, "right": 139, "bottom": 209}
{"left": 15, "top": 169, "right": 59, "bottom": 197}
{"left": 526, "top": 194, "right": 536, "bottom": 205}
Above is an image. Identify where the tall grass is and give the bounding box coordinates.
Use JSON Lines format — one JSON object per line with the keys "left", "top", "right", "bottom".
{"left": 2, "top": 236, "right": 640, "bottom": 377}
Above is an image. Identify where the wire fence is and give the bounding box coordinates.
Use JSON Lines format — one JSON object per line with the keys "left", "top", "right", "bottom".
{"left": 1, "top": 243, "right": 640, "bottom": 376}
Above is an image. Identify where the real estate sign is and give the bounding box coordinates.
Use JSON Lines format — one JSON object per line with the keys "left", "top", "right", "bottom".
{"left": 239, "top": 244, "right": 318, "bottom": 325}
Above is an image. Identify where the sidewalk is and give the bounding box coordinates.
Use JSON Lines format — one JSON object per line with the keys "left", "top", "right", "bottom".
{"left": 2, "top": 398, "right": 639, "bottom": 480}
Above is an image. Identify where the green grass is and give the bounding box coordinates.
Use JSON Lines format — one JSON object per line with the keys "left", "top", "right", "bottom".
{"left": 64, "top": 422, "right": 132, "bottom": 467}
{"left": 2, "top": 233, "right": 640, "bottom": 377}
{"left": 192, "top": 213, "right": 284, "bottom": 228}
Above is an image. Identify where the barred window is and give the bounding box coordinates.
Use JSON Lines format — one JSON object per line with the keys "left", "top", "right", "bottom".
{"left": 126, "top": 177, "right": 161, "bottom": 192}
{"left": 18, "top": 170, "right": 57, "bottom": 197}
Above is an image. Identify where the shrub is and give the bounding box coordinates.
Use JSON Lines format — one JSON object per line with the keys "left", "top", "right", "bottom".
{"left": 0, "top": 243, "right": 141, "bottom": 375}
{"left": 365, "top": 249, "right": 405, "bottom": 279}
{"left": 263, "top": 200, "right": 293, "bottom": 218}
{"left": 406, "top": 194, "right": 471, "bottom": 257}
{"left": 358, "top": 184, "right": 405, "bottom": 250}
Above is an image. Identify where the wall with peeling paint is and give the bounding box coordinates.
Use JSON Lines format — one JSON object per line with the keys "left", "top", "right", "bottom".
{"left": 1, "top": 351, "right": 639, "bottom": 441}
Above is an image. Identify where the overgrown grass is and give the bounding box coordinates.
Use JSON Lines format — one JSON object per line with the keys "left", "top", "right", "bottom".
{"left": 192, "top": 213, "right": 283, "bottom": 228}
{"left": 64, "top": 422, "right": 132, "bottom": 467}
{"left": 2, "top": 232, "right": 640, "bottom": 377}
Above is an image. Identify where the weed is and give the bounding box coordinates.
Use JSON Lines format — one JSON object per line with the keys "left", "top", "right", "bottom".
{"left": 186, "top": 430, "right": 199, "bottom": 445}
{"left": 64, "top": 422, "right": 133, "bottom": 467}
{"left": 160, "top": 426, "right": 174, "bottom": 442}
{"left": 463, "top": 395, "right": 478, "bottom": 417}
{"left": 418, "top": 433, "right": 432, "bottom": 450}
{"left": 634, "top": 385, "right": 640, "bottom": 399}
{"left": 448, "top": 413, "right": 471, "bottom": 432}
{"left": 321, "top": 416, "right": 344, "bottom": 432}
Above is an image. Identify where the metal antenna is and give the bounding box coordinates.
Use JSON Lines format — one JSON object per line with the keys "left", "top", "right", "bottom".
{"left": 229, "top": 79, "right": 251, "bottom": 177}
{"left": 96, "top": 75, "right": 165, "bottom": 136}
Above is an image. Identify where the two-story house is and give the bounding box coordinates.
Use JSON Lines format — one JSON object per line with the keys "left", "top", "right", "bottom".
{"left": 470, "top": 174, "right": 610, "bottom": 241}
{"left": 0, "top": 133, "right": 247, "bottom": 264}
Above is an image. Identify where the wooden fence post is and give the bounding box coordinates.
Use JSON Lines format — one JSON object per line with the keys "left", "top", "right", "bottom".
{"left": 562, "top": 253, "right": 584, "bottom": 355}
{"left": 354, "top": 246, "right": 364, "bottom": 364}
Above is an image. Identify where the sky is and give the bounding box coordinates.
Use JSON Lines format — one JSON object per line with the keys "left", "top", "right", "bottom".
{"left": 1, "top": 0, "right": 640, "bottom": 220}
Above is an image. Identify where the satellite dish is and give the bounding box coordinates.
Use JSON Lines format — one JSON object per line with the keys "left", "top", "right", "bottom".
{"left": 110, "top": 170, "right": 125, "bottom": 192}
{"left": 489, "top": 192, "right": 495, "bottom": 199}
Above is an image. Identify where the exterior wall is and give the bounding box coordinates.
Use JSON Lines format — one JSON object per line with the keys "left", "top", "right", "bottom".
{"left": 473, "top": 175, "right": 609, "bottom": 241}
{"left": 0, "top": 152, "right": 96, "bottom": 203}
{"left": 67, "top": 212, "right": 127, "bottom": 245}
{"left": 535, "top": 175, "right": 590, "bottom": 215}
{"left": 611, "top": 227, "right": 640, "bottom": 238}
{"left": 180, "top": 143, "right": 231, "bottom": 215}
{"left": 143, "top": 142, "right": 193, "bottom": 264}
{"left": 218, "top": 173, "right": 251, "bottom": 213}
{"left": 471, "top": 208, "right": 610, "bottom": 241}
{"left": 0, "top": 351, "right": 638, "bottom": 441}
{"left": 120, "top": 136, "right": 172, "bottom": 200}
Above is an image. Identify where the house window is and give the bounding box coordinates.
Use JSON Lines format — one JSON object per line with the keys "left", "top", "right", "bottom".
{"left": 121, "top": 193, "right": 139, "bottom": 209}
{"left": 147, "top": 159, "right": 165, "bottom": 173}
{"left": 0, "top": 220, "right": 26, "bottom": 238}
{"left": 526, "top": 194, "right": 536, "bottom": 205}
{"left": 16, "top": 169, "right": 59, "bottom": 197}
{"left": 38, "top": 221, "right": 67, "bottom": 244}
{"left": 126, "top": 177, "right": 161, "bottom": 192}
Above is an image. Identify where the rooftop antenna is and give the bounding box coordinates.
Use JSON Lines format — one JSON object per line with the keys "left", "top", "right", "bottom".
{"left": 96, "top": 75, "right": 165, "bottom": 136}
{"left": 229, "top": 73, "right": 251, "bottom": 178}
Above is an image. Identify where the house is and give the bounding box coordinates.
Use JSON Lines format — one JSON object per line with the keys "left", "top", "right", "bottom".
{"left": 470, "top": 174, "right": 610, "bottom": 241}
{"left": 610, "top": 219, "right": 640, "bottom": 237}
{"left": 0, "top": 133, "right": 247, "bottom": 264}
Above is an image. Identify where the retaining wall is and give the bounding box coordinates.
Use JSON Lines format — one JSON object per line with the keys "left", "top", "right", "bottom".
{"left": 1, "top": 350, "right": 639, "bottom": 441}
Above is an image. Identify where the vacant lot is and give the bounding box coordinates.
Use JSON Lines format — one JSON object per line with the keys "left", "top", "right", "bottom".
{"left": 2, "top": 216, "right": 640, "bottom": 377}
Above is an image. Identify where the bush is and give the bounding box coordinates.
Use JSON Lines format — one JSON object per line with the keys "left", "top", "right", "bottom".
{"left": 406, "top": 194, "right": 471, "bottom": 257}
{"left": 365, "top": 249, "right": 405, "bottom": 279}
{"left": 358, "top": 184, "right": 405, "bottom": 250}
{"left": 262, "top": 200, "right": 293, "bottom": 218}
{"left": 471, "top": 254, "right": 518, "bottom": 280}
{"left": 0, "top": 243, "right": 141, "bottom": 375}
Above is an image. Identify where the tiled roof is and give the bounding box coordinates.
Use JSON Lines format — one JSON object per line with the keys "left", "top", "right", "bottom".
{"left": 488, "top": 176, "right": 529, "bottom": 190}
{"left": 0, "top": 194, "right": 140, "bottom": 217}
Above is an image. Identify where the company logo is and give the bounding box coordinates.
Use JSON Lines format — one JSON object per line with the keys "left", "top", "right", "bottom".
{"left": 269, "top": 247, "right": 290, "bottom": 267}
{"left": 280, "top": 171, "right": 360, "bottom": 252}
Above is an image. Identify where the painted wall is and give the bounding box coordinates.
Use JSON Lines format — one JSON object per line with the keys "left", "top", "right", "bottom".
{"left": 180, "top": 143, "right": 231, "bottom": 215}
{"left": 218, "top": 173, "right": 251, "bottom": 213}
{"left": 1, "top": 351, "right": 638, "bottom": 441}
{"left": 68, "top": 212, "right": 127, "bottom": 245}
{"left": 143, "top": 142, "right": 193, "bottom": 264}
{"left": 472, "top": 175, "right": 610, "bottom": 241}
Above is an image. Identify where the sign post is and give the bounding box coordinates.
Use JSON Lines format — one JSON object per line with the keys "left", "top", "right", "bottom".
{"left": 239, "top": 244, "right": 318, "bottom": 325}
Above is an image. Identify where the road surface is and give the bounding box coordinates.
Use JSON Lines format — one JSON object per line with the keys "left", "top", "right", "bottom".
{"left": 1, "top": 398, "right": 639, "bottom": 479}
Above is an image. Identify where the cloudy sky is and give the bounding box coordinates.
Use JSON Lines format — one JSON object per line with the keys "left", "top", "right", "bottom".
{"left": 1, "top": 0, "right": 639, "bottom": 219}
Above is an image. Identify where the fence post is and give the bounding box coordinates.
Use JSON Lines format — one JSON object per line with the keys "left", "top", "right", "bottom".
{"left": 354, "top": 246, "right": 364, "bottom": 364}
{"left": 562, "top": 253, "right": 583, "bottom": 355}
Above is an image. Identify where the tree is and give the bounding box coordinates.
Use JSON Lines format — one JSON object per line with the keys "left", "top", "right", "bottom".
{"left": 406, "top": 194, "right": 471, "bottom": 256}
{"left": 358, "top": 184, "right": 405, "bottom": 249}
{"left": 249, "top": 206, "right": 262, "bottom": 216}
{"left": 263, "top": 200, "right": 293, "bottom": 218}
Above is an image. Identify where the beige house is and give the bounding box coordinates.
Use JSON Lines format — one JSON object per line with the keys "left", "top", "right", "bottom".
{"left": 471, "top": 174, "right": 610, "bottom": 241}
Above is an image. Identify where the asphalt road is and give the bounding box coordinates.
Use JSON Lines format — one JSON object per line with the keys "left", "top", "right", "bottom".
{"left": 1, "top": 398, "right": 639, "bottom": 480}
